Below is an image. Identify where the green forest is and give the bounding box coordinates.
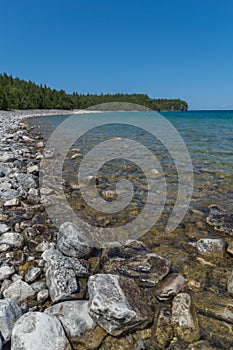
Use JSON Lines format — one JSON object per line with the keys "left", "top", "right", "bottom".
{"left": 0, "top": 73, "right": 188, "bottom": 111}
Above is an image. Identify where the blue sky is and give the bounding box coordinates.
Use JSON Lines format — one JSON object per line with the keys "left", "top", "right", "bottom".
{"left": 1, "top": 0, "right": 233, "bottom": 110}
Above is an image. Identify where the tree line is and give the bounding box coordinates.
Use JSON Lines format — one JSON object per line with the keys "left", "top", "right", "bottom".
{"left": 0, "top": 73, "right": 188, "bottom": 111}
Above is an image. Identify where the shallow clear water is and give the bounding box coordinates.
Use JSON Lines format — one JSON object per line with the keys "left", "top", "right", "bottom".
{"left": 30, "top": 110, "right": 233, "bottom": 244}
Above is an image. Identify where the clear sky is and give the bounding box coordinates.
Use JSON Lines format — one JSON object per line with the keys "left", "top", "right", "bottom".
{"left": 1, "top": 0, "right": 233, "bottom": 110}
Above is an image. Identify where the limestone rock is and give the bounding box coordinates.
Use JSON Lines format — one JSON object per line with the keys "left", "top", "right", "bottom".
{"left": 57, "top": 222, "right": 92, "bottom": 259}
{"left": 11, "top": 312, "right": 71, "bottom": 350}
{"left": 155, "top": 273, "right": 187, "bottom": 300}
{"left": 101, "top": 240, "right": 171, "bottom": 287}
{"left": 227, "top": 270, "right": 233, "bottom": 295}
{"left": 88, "top": 274, "right": 153, "bottom": 336}
{"left": 25, "top": 267, "right": 41, "bottom": 283}
{"left": 207, "top": 205, "right": 233, "bottom": 236}
{"left": 42, "top": 244, "right": 89, "bottom": 302}
{"left": 0, "top": 224, "right": 10, "bottom": 233}
{"left": 0, "top": 298, "right": 22, "bottom": 343}
{"left": 37, "top": 289, "right": 49, "bottom": 303}
{"left": 3, "top": 280, "right": 36, "bottom": 304}
{"left": 46, "top": 300, "right": 106, "bottom": 349}
{"left": 190, "top": 238, "right": 226, "bottom": 258}
{"left": 0, "top": 264, "right": 15, "bottom": 281}
{"left": 0, "top": 232, "right": 23, "bottom": 251}
{"left": 172, "top": 292, "right": 200, "bottom": 343}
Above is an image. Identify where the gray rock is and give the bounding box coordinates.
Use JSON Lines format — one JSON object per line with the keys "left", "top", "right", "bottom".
{"left": 42, "top": 245, "right": 89, "bottom": 302}
{"left": 155, "top": 273, "right": 187, "bottom": 300}
{"left": 102, "top": 240, "right": 171, "bottom": 287}
{"left": 0, "top": 153, "right": 15, "bottom": 162}
{"left": 15, "top": 173, "right": 37, "bottom": 190}
{"left": 0, "top": 224, "right": 10, "bottom": 233}
{"left": 0, "top": 163, "right": 13, "bottom": 177}
{"left": 27, "top": 165, "right": 39, "bottom": 174}
{"left": 0, "top": 232, "right": 23, "bottom": 250}
{"left": 207, "top": 205, "right": 233, "bottom": 236}
{"left": 37, "top": 289, "right": 49, "bottom": 303}
{"left": 190, "top": 238, "right": 226, "bottom": 258}
{"left": 25, "top": 267, "right": 41, "bottom": 283}
{"left": 0, "top": 298, "right": 22, "bottom": 343}
{"left": 0, "top": 279, "right": 12, "bottom": 294}
{"left": 57, "top": 222, "right": 92, "bottom": 259}
{"left": 3, "top": 280, "right": 36, "bottom": 304}
{"left": 172, "top": 292, "right": 200, "bottom": 343}
{"left": 36, "top": 240, "right": 50, "bottom": 252}
{"left": 227, "top": 270, "right": 233, "bottom": 295}
{"left": 88, "top": 274, "right": 153, "bottom": 336}
{"left": 31, "top": 281, "right": 47, "bottom": 292}
{"left": 0, "top": 189, "right": 18, "bottom": 202}
{"left": 11, "top": 312, "right": 71, "bottom": 350}
{"left": 0, "top": 264, "right": 15, "bottom": 281}
{"left": 46, "top": 300, "right": 106, "bottom": 349}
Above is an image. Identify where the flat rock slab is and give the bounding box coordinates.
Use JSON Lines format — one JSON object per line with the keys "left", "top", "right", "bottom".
{"left": 57, "top": 222, "right": 92, "bottom": 259}
{"left": 101, "top": 240, "right": 171, "bottom": 287}
{"left": 11, "top": 312, "right": 71, "bottom": 350}
{"left": 172, "top": 292, "right": 200, "bottom": 343}
{"left": 0, "top": 298, "right": 22, "bottom": 343}
{"left": 42, "top": 244, "right": 89, "bottom": 302}
{"left": 207, "top": 205, "right": 233, "bottom": 236}
{"left": 88, "top": 274, "right": 153, "bottom": 336}
{"left": 46, "top": 300, "right": 106, "bottom": 349}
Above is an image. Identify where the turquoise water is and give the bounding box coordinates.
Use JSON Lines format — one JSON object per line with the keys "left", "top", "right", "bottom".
{"left": 31, "top": 110, "right": 233, "bottom": 235}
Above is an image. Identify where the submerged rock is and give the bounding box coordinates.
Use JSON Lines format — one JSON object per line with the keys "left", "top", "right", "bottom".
{"left": 11, "top": 312, "right": 71, "bottom": 350}
{"left": 101, "top": 240, "right": 171, "bottom": 287}
{"left": 3, "top": 280, "right": 36, "bottom": 304}
{"left": 88, "top": 274, "right": 153, "bottom": 336}
{"left": 207, "top": 205, "right": 233, "bottom": 236}
{"left": 46, "top": 300, "right": 107, "bottom": 349}
{"left": 172, "top": 292, "right": 200, "bottom": 343}
{"left": 42, "top": 244, "right": 89, "bottom": 302}
{"left": 189, "top": 238, "right": 226, "bottom": 258}
{"left": 155, "top": 273, "right": 187, "bottom": 300}
{"left": 151, "top": 307, "right": 173, "bottom": 349}
{"left": 57, "top": 222, "right": 92, "bottom": 259}
{"left": 0, "top": 298, "right": 22, "bottom": 344}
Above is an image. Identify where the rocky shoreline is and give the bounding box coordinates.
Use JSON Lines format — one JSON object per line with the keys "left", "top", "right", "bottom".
{"left": 0, "top": 110, "right": 233, "bottom": 349}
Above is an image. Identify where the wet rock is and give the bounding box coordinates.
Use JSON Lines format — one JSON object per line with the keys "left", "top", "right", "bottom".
{"left": 101, "top": 240, "right": 171, "bottom": 287}
{"left": 25, "top": 267, "right": 41, "bottom": 283}
{"left": 46, "top": 300, "right": 107, "bottom": 349}
{"left": 227, "top": 241, "right": 233, "bottom": 255}
{"left": 207, "top": 205, "right": 233, "bottom": 236}
{"left": 0, "top": 298, "right": 22, "bottom": 344}
{"left": 155, "top": 273, "right": 187, "bottom": 300}
{"left": 172, "top": 293, "right": 200, "bottom": 343}
{"left": 227, "top": 270, "right": 233, "bottom": 295}
{"left": 88, "top": 274, "right": 153, "bottom": 336}
{"left": 0, "top": 224, "right": 10, "bottom": 233}
{"left": 0, "top": 232, "right": 23, "bottom": 251}
{"left": 11, "top": 312, "right": 71, "bottom": 350}
{"left": 150, "top": 307, "right": 173, "bottom": 349}
{"left": 57, "top": 222, "right": 92, "bottom": 259}
{"left": 198, "top": 314, "right": 233, "bottom": 349}
{"left": 42, "top": 244, "right": 89, "bottom": 302}
{"left": 189, "top": 238, "right": 226, "bottom": 258}
{"left": 0, "top": 264, "right": 15, "bottom": 280}
{"left": 3, "top": 280, "right": 36, "bottom": 304}
{"left": 37, "top": 289, "right": 49, "bottom": 303}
